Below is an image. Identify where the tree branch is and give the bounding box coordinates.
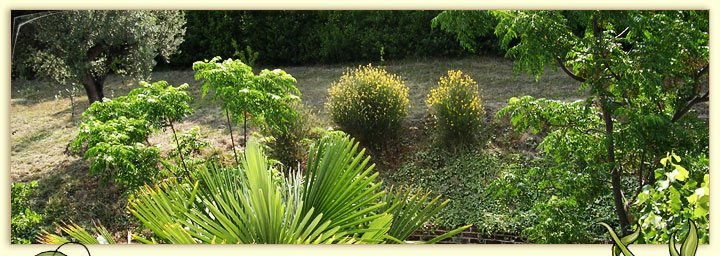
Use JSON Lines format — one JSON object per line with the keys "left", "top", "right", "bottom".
{"left": 626, "top": 152, "right": 646, "bottom": 211}
{"left": 85, "top": 44, "right": 104, "bottom": 62}
{"left": 556, "top": 57, "right": 587, "bottom": 83}
{"left": 603, "top": 62, "right": 621, "bottom": 81}
{"left": 671, "top": 90, "right": 708, "bottom": 123}
{"left": 695, "top": 64, "right": 709, "bottom": 79}
{"left": 670, "top": 64, "right": 709, "bottom": 123}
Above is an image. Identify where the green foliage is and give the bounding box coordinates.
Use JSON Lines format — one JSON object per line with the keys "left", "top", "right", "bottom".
{"left": 71, "top": 81, "right": 194, "bottom": 188}
{"left": 168, "top": 11, "right": 469, "bottom": 68}
{"left": 431, "top": 11, "right": 498, "bottom": 54}
{"left": 520, "top": 195, "right": 599, "bottom": 243}
{"left": 21, "top": 10, "right": 185, "bottom": 102}
{"left": 379, "top": 185, "right": 467, "bottom": 243}
{"left": 125, "top": 81, "right": 195, "bottom": 126}
{"left": 193, "top": 57, "right": 301, "bottom": 134}
{"left": 387, "top": 147, "right": 532, "bottom": 236}
{"left": 11, "top": 181, "right": 42, "bottom": 244}
{"left": 326, "top": 65, "right": 409, "bottom": 148}
{"left": 263, "top": 103, "right": 328, "bottom": 169}
{"left": 436, "top": 10, "right": 709, "bottom": 234}
{"left": 497, "top": 96, "right": 605, "bottom": 163}
{"left": 426, "top": 70, "right": 485, "bottom": 148}
{"left": 233, "top": 42, "right": 259, "bottom": 67}
{"left": 634, "top": 153, "right": 709, "bottom": 243}
{"left": 389, "top": 144, "right": 617, "bottom": 243}
{"left": 493, "top": 97, "right": 623, "bottom": 243}
{"left": 114, "top": 132, "right": 468, "bottom": 244}
{"left": 166, "top": 126, "right": 212, "bottom": 166}
{"left": 487, "top": 159, "right": 616, "bottom": 243}
{"left": 39, "top": 222, "right": 118, "bottom": 244}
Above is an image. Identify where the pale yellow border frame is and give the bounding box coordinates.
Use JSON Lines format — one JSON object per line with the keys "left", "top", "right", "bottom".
{"left": 1, "top": 1, "right": 716, "bottom": 256}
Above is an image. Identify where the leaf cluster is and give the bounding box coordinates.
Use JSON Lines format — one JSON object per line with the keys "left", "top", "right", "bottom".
{"left": 11, "top": 181, "right": 42, "bottom": 244}
{"left": 23, "top": 10, "right": 186, "bottom": 86}
{"left": 633, "top": 153, "right": 709, "bottom": 243}
{"left": 71, "top": 81, "right": 194, "bottom": 188}
{"left": 193, "top": 57, "right": 301, "bottom": 134}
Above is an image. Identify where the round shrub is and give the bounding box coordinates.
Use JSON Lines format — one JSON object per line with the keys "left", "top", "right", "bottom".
{"left": 426, "top": 70, "right": 485, "bottom": 148}
{"left": 326, "top": 64, "right": 409, "bottom": 147}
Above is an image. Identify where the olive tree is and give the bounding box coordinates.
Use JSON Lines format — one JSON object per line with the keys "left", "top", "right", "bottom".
{"left": 25, "top": 10, "right": 185, "bottom": 103}
{"left": 434, "top": 10, "right": 708, "bottom": 235}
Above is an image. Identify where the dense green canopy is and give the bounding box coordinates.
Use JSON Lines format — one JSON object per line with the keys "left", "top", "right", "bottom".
{"left": 22, "top": 10, "right": 186, "bottom": 103}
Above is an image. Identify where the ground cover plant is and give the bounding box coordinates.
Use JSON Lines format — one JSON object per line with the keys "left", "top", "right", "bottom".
{"left": 10, "top": 10, "right": 708, "bottom": 245}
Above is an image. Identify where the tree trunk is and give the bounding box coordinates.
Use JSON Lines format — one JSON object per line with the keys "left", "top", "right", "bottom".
{"left": 83, "top": 70, "right": 106, "bottom": 104}
{"left": 592, "top": 11, "right": 630, "bottom": 235}
{"left": 83, "top": 44, "right": 106, "bottom": 104}
{"left": 226, "top": 110, "right": 240, "bottom": 167}
{"left": 243, "top": 113, "right": 247, "bottom": 148}
{"left": 83, "top": 74, "right": 102, "bottom": 104}
{"left": 94, "top": 76, "right": 105, "bottom": 100}
{"left": 603, "top": 102, "right": 631, "bottom": 235}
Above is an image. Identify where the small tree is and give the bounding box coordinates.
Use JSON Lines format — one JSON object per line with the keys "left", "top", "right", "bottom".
{"left": 23, "top": 10, "right": 185, "bottom": 104}
{"left": 193, "top": 57, "right": 300, "bottom": 164}
{"left": 71, "top": 81, "right": 194, "bottom": 188}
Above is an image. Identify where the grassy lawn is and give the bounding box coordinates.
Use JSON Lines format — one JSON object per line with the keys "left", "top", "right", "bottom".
{"left": 10, "top": 56, "right": 585, "bottom": 239}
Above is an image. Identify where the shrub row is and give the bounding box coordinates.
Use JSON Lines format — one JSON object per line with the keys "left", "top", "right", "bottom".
{"left": 164, "top": 10, "right": 502, "bottom": 68}
{"left": 326, "top": 65, "right": 486, "bottom": 149}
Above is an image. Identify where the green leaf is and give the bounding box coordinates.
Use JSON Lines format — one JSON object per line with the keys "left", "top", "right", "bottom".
{"left": 422, "top": 224, "right": 472, "bottom": 244}
{"left": 613, "top": 224, "right": 641, "bottom": 256}
{"left": 673, "top": 164, "right": 689, "bottom": 182}
{"left": 598, "top": 222, "right": 635, "bottom": 256}
{"left": 680, "top": 221, "right": 699, "bottom": 256}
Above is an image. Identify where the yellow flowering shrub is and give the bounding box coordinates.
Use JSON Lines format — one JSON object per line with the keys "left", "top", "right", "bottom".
{"left": 426, "top": 70, "right": 485, "bottom": 147}
{"left": 326, "top": 64, "right": 409, "bottom": 147}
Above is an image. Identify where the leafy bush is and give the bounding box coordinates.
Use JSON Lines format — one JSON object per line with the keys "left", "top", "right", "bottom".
{"left": 193, "top": 57, "right": 301, "bottom": 149}
{"left": 426, "top": 70, "right": 485, "bottom": 148}
{"left": 71, "top": 81, "right": 194, "bottom": 188}
{"left": 520, "top": 195, "right": 600, "bottom": 243}
{"left": 634, "top": 153, "right": 709, "bottom": 243}
{"left": 486, "top": 157, "right": 616, "bottom": 243}
{"left": 11, "top": 181, "right": 42, "bottom": 244}
{"left": 326, "top": 64, "right": 409, "bottom": 148}
{"left": 263, "top": 102, "right": 328, "bottom": 169}
{"left": 496, "top": 95, "right": 709, "bottom": 243}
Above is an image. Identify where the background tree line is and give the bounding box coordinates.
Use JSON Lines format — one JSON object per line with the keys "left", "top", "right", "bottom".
{"left": 12, "top": 10, "right": 504, "bottom": 77}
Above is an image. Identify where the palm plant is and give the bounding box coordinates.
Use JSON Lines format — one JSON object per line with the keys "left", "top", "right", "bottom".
{"left": 42, "top": 132, "right": 469, "bottom": 244}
